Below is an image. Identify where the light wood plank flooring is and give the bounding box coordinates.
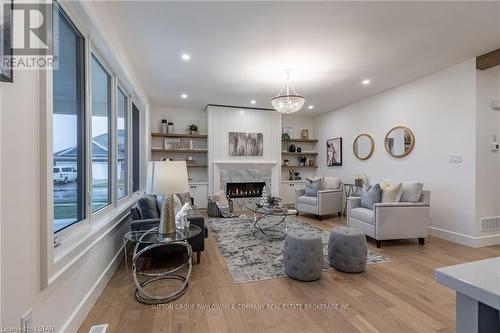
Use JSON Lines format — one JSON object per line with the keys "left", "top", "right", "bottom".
{"left": 78, "top": 213, "right": 500, "bottom": 333}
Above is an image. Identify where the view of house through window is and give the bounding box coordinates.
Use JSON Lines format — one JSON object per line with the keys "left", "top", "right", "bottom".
{"left": 91, "top": 55, "right": 112, "bottom": 213}
{"left": 117, "top": 88, "right": 128, "bottom": 199}
{"left": 52, "top": 3, "right": 86, "bottom": 233}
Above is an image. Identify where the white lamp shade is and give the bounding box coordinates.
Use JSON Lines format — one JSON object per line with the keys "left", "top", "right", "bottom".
{"left": 145, "top": 161, "right": 189, "bottom": 195}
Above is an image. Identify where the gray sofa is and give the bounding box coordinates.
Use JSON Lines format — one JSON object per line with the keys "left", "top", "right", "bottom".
{"left": 347, "top": 190, "right": 431, "bottom": 248}
{"left": 130, "top": 195, "right": 208, "bottom": 263}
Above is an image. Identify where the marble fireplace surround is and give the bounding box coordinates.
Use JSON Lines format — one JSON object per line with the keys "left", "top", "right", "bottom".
{"left": 212, "top": 161, "right": 280, "bottom": 210}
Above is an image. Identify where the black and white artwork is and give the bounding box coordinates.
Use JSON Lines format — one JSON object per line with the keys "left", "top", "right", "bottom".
{"left": 228, "top": 132, "right": 263, "bottom": 156}
{"left": 327, "top": 137, "right": 342, "bottom": 166}
{"left": 0, "top": 0, "right": 13, "bottom": 82}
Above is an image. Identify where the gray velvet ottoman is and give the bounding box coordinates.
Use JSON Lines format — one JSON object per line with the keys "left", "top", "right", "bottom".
{"left": 328, "top": 227, "right": 367, "bottom": 273}
{"left": 283, "top": 231, "right": 323, "bottom": 281}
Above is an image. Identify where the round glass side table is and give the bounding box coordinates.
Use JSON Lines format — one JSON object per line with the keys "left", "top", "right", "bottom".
{"left": 123, "top": 225, "right": 201, "bottom": 304}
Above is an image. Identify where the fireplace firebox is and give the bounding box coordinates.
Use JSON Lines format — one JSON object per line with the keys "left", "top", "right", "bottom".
{"left": 226, "top": 182, "right": 266, "bottom": 198}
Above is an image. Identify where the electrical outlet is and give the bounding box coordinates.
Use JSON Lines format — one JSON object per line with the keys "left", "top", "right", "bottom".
{"left": 21, "top": 309, "right": 32, "bottom": 332}
{"left": 448, "top": 154, "right": 463, "bottom": 163}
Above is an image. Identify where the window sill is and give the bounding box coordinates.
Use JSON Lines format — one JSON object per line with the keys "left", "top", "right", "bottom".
{"left": 49, "top": 193, "right": 141, "bottom": 285}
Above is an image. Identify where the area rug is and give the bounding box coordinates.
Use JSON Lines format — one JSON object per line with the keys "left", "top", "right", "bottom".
{"left": 208, "top": 215, "right": 390, "bottom": 283}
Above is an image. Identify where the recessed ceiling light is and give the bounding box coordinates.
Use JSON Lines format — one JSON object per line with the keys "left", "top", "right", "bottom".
{"left": 250, "top": 100, "right": 256, "bottom": 104}
{"left": 308, "top": 105, "right": 314, "bottom": 110}
{"left": 362, "top": 79, "right": 371, "bottom": 85}
{"left": 181, "top": 94, "right": 188, "bottom": 99}
{"left": 181, "top": 54, "right": 191, "bottom": 61}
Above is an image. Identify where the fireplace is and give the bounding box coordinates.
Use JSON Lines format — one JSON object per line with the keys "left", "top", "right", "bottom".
{"left": 226, "top": 182, "right": 266, "bottom": 198}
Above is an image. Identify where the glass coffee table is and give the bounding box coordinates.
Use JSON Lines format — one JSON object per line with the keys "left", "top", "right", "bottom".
{"left": 246, "top": 204, "right": 297, "bottom": 240}
{"left": 123, "top": 225, "right": 201, "bottom": 304}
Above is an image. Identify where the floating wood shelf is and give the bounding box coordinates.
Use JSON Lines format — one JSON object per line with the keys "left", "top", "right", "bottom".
{"left": 186, "top": 164, "right": 207, "bottom": 168}
{"left": 151, "top": 148, "right": 208, "bottom": 153}
{"left": 151, "top": 133, "right": 208, "bottom": 139}
{"left": 282, "top": 151, "right": 318, "bottom": 156}
{"left": 285, "top": 138, "right": 318, "bottom": 143}
{"left": 281, "top": 165, "right": 318, "bottom": 168}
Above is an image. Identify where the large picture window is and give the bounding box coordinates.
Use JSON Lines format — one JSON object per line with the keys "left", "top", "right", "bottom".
{"left": 116, "top": 87, "right": 128, "bottom": 199}
{"left": 52, "top": 3, "right": 86, "bottom": 233}
{"left": 91, "top": 55, "right": 112, "bottom": 212}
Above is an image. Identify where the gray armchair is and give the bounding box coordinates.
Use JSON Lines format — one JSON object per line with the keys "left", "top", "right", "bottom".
{"left": 295, "top": 187, "right": 343, "bottom": 220}
{"left": 347, "top": 190, "right": 431, "bottom": 248}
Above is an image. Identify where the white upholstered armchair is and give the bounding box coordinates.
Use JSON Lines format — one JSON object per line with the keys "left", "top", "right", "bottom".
{"left": 295, "top": 186, "right": 343, "bottom": 220}
{"left": 347, "top": 190, "right": 431, "bottom": 248}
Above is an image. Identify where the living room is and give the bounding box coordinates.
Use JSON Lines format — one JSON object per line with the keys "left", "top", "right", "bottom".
{"left": 1, "top": 1, "right": 500, "bottom": 333}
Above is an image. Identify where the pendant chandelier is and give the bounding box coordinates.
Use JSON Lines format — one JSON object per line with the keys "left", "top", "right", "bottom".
{"left": 270, "top": 70, "right": 305, "bottom": 114}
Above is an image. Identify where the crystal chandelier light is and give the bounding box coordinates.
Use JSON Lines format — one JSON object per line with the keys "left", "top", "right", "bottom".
{"left": 270, "top": 70, "right": 305, "bottom": 114}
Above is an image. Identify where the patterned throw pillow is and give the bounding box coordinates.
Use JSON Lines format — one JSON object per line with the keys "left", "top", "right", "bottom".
{"left": 305, "top": 177, "right": 322, "bottom": 197}
{"left": 176, "top": 192, "right": 192, "bottom": 206}
{"left": 360, "top": 184, "right": 382, "bottom": 209}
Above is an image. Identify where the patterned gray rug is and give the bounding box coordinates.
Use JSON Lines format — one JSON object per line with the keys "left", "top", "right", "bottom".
{"left": 208, "top": 215, "right": 390, "bottom": 283}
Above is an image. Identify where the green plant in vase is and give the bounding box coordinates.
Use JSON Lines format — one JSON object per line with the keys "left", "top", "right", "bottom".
{"left": 186, "top": 124, "right": 199, "bottom": 135}
{"left": 281, "top": 133, "right": 291, "bottom": 145}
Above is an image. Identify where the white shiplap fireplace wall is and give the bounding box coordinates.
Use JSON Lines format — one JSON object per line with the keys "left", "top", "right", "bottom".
{"left": 207, "top": 105, "right": 282, "bottom": 196}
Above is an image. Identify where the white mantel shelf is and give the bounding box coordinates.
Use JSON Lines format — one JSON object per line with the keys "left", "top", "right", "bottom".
{"left": 435, "top": 256, "right": 500, "bottom": 333}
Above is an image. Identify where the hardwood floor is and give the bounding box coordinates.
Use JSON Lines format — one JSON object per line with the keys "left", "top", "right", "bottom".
{"left": 78, "top": 213, "right": 500, "bottom": 333}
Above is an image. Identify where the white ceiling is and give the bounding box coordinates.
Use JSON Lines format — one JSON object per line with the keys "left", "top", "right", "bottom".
{"left": 100, "top": 1, "right": 500, "bottom": 116}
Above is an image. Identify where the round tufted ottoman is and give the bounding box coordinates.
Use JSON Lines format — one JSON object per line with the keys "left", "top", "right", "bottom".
{"left": 283, "top": 231, "right": 323, "bottom": 281}
{"left": 328, "top": 227, "right": 367, "bottom": 273}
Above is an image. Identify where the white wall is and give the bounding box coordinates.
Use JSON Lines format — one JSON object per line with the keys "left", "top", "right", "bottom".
{"left": 282, "top": 115, "right": 315, "bottom": 139}
{"left": 475, "top": 67, "right": 500, "bottom": 237}
{"left": 314, "top": 59, "right": 484, "bottom": 245}
{"left": 0, "top": 1, "right": 150, "bottom": 331}
{"left": 150, "top": 106, "right": 206, "bottom": 134}
{"left": 207, "top": 106, "right": 281, "bottom": 195}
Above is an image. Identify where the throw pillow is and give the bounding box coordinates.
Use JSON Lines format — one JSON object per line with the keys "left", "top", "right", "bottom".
{"left": 173, "top": 194, "right": 183, "bottom": 217}
{"left": 213, "top": 189, "right": 229, "bottom": 205}
{"left": 305, "top": 177, "right": 322, "bottom": 197}
{"left": 138, "top": 195, "right": 160, "bottom": 219}
{"left": 324, "top": 176, "right": 341, "bottom": 190}
{"left": 360, "top": 184, "right": 382, "bottom": 209}
{"left": 177, "top": 192, "right": 192, "bottom": 206}
{"left": 308, "top": 176, "right": 324, "bottom": 190}
{"left": 379, "top": 179, "right": 403, "bottom": 202}
{"left": 400, "top": 182, "right": 424, "bottom": 203}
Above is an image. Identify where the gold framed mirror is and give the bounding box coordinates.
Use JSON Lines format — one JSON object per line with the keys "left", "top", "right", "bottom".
{"left": 353, "top": 134, "right": 374, "bottom": 160}
{"left": 384, "top": 126, "right": 415, "bottom": 158}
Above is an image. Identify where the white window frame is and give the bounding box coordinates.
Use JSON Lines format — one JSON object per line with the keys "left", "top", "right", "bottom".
{"left": 115, "top": 83, "right": 131, "bottom": 204}
{"left": 88, "top": 47, "right": 116, "bottom": 220}
{"left": 40, "top": 0, "right": 147, "bottom": 288}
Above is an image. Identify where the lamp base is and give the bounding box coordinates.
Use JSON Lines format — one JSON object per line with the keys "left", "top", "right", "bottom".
{"left": 159, "top": 194, "right": 176, "bottom": 234}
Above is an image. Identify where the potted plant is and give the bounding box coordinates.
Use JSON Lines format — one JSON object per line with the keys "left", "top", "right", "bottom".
{"left": 283, "top": 158, "right": 290, "bottom": 166}
{"left": 298, "top": 156, "right": 307, "bottom": 166}
{"left": 281, "top": 132, "right": 291, "bottom": 145}
{"left": 186, "top": 124, "right": 199, "bottom": 135}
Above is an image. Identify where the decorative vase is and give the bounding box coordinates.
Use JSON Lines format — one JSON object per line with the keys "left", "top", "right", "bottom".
{"left": 288, "top": 144, "right": 296, "bottom": 153}
{"left": 297, "top": 147, "right": 302, "bottom": 153}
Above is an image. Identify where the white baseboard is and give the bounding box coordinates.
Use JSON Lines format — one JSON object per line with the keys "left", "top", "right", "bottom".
{"left": 60, "top": 245, "right": 124, "bottom": 333}
{"left": 428, "top": 227, "right": 500, "bottom": 247}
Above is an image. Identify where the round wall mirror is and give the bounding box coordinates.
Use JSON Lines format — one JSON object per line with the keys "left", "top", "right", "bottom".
{"left": 384, "top": 126, "right": 415, "bottom": 158}
{"left": 353, "top": 134, "right": 374, "bottom": 160}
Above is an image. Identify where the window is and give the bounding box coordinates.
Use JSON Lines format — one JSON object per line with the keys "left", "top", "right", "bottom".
{"left": 52, "top": 3, "right": 86, "bottom": 233}
{"left": 91, "top": 55, "right": 112, "bottom": 212}
{"left": 116, "top": 87, "right": 128, "bottom": 199}
{"left": 132, "top": 103, "right": 140, "bottom": 193}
